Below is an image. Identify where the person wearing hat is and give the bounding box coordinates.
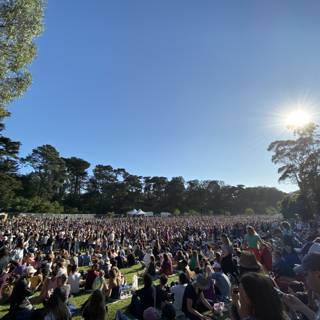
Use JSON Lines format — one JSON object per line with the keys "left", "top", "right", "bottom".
{"left": 26, "top": 265, "right": 43, "bottom": 292}
{"left": 181, "top": 274, "right": 213, "bottom": 320}
{"left": 211, "top": 261, "right": 231, "bottom": 300}
{"left": 283, "top": 252, "right": 320, "bottom": 320}
{"left": 239, "top": 251, "right": 262, "bottom": 276}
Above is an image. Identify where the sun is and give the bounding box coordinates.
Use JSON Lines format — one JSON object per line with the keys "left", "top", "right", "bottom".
{"left": 285, "top": 109, "right": 312, "bottom": 128}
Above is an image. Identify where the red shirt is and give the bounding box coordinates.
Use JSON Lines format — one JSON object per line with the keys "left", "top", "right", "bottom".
{"left": 261, "top": 247, "right": 272, "bottom": 272}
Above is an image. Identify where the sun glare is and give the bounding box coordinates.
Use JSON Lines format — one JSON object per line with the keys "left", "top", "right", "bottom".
{"left": 285, "top": 109, "right": 312, "bottom": 128}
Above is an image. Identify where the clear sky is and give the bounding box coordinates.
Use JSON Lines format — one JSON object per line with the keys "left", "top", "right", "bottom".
{"left": 5, "top": 0, "right": 320, "bottom": 192}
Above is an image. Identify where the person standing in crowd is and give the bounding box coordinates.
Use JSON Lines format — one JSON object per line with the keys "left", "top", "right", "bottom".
{"left": 243, "top": 226, "right": 263, "bottom": 261}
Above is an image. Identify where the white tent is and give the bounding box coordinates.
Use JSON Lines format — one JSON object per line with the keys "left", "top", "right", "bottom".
{"left": 144, "top": 211, "right": 154, "bottom": 217}
{"left": 127, "top": 209, "right": 138, "bottom": 216}
{"left": 136, "top": 209, "right": 146, "bottom": 216}
{"left": 160, "top": 212, "right": 171, "bottom": 217}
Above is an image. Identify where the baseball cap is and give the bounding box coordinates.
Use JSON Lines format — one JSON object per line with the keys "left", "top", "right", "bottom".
{"left": 294, "top": 252, "right": 320, "bottom": 274}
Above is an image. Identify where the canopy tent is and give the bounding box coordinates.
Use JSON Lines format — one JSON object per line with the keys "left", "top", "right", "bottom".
{"left": 127, "top": 209, "right": 146, "bottom": 216}
{"left": 136, "top": 209, "right": 146, "bottom": 216}
{"left": 160, "top": 212, "right": 171, "bottom": 217}
{"left": 127, "top": 209, "right": 138, "bottom": 216}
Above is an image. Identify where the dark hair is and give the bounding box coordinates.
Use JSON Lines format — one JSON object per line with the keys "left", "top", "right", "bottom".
{"left": 143, "top": 273, "right": 153, "bottom": 288}
{"left": 53, "top": 287, "right": 68, "bottom": 303}
{"left": 46, "top": 289, "right": 71, "bottom": 320}
{"left": 240, "top": 273, "right": 284, "bottom": 320}
{"left": 179, "top": 272, "right": 188, "bottom": 284}
{"left": 71, "top": 264, "right": 77, "bottom": 273}
{"left": 9, "top": 278, "right": 32, "bottom": 313}
{"left": 160, "top": 274, "right": 168, "bottom": 286}
{"left": 0, "top": 247, "right": 9, "bottom": 259}
{"left": 162, "top": 303, "right": 176, "bottom": 320}
{"left": 83, "top": 290, "right": 106, "bottom": 320}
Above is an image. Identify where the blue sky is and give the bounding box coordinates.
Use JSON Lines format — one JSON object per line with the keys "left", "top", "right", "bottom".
{"left": 6, "top": 0, "right": 320, "bottom": 192}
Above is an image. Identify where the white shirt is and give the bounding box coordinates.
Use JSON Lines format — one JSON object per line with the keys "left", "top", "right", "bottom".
{"left": 171, "top": 284, "right": 187, "bottom": 315}
{"left": 143, "top": 253, "right": 152, "bottom": 267}
{"left": 68, "top": 272, "right": 81, "bottom": 294}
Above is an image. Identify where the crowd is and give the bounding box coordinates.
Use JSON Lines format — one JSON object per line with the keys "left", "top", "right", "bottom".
{"left": 0, "top": 214, "right": 319, "bottom": 320}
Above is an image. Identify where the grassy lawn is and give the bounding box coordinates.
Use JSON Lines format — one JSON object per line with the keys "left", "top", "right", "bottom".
{"left": 0, "top": 264, "right": 179, "bottom": 320}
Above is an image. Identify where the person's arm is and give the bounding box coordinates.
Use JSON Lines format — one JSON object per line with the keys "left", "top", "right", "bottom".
{"left": 283, "top": 294, "right": 316, "bottom": 320}
{"left": 39, "top": 278, "right": 48, "bottom": 299}
{"left": 34, "top": 274, "right": 43, "bottom": 291}
{"left": 199, "top": 291, "right": 213, "bottom": 311}
{"left": 186, "top": 297, "right": 209, "bottom": 320}
{"left": 105, "top": 281, "right": 113, "bottom": 298}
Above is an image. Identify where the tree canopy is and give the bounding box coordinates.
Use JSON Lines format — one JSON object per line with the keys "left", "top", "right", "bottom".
{"left": 0, "top": 0, "right": 44, "bottom": 118}
{"left": 268, "top": 123, "right": 320, "bottom": 219}
{"left": 0, "top": 143, "right": 285, "bottom": 214}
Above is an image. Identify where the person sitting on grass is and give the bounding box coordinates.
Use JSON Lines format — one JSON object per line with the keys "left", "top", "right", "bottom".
{"left": 211, "top": 262, "right": 231, "bottom": 301}
{"left": 147, "top": 255, "right": 157, "bottom": 278}
{"left": 67, "top": 264, "right": 82, "bottom": 295}
{"left": 82, "top": 289, "right": 107, "bottom": 320}
{"left": 105, "top": 267, "right": 124, "bottom": 300}
{"left": 155, "top": 274, "right": 170, "bottom": 309}
{"left": 3, "top": 277, "right": 34, "bottom": 320}
{"left": 160, "top": 253, "right": 173, "bottom": 276}
{"left": 129, "top": 273, "right": 156, "bottom": 319}
{"left": 126, "top": 249, "right": 136, "bottom": 267}
{"left": 161, "top": 303, "right": 176, "bottom": 320}
{"left": 26, "top": 265, "right": 43, "bottom": 292}
{"left": 85, "top": 263, "right": 99, "bottom": 291}
{"left": 171, "top": 272, "right": 188, "bottom": 317}
{"left": 40, "top": 266, "right": 59, "bottom": 302}
{"left": 43, "top": 287, "right": 71, "bottom": 320}
{"left": 182, "top": 274, "right": 214, "bottom": 320}
{"left": 57, "top": 274, "right": 70, "bottom": 302}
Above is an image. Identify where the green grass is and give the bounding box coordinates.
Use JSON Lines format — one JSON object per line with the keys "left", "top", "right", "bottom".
{"left": 0, "top": 264, "right": 179, "bottom": 320}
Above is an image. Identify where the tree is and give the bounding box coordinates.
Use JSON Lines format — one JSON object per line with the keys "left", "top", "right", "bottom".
{"left": 268, "top": 123, "right": 320, "bottom": 217}
{"left": 280, "top": 192, "right": 310, "bottom": 220}
{"left": 23, "top": 145, "right": 66, "bottom": 201}
{"left": 0, "top": 0, "right": 44, "bottom": 118}
{"left": 85, "top": 165, "right": 118, "bottom": 213}
{"left": 244, "top": 208, "right": 255, "bottom": 216}
{"left": 63, "top": 157, "right": 90, "bottom": 199}
{"left": 121, "top": 174, "right": 143, "bottom": 212}
{"left": 142, "top": 176, "right": 168, "bottom": 212}
{"left": 9, "top": 196, "right": 63, "bottom": 213}
{"left": 0, "top": 123, "right": 21, "bottom": 209}
{"left": 163, "top": 177, "right": 185, "bottom": 213}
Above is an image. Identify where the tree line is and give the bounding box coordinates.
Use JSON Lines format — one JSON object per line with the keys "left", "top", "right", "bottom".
{"left": 0, "top": 143, "right": 285, "bottom": 214}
